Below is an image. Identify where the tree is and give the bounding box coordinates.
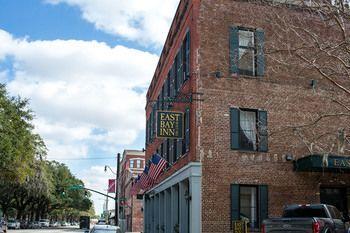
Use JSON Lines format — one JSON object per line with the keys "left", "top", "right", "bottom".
{"left": 0, "top": 84, "right": 47, "bottom": 182}
{"left": 245, "top": 0, "right": 350, "bottom": 155}
{"left": 0, "top": 85, "right": 93, "bottom": 220}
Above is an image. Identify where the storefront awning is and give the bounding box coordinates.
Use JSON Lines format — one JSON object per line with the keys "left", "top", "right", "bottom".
{"left": 294, "top": 154, "right": 350, "bottom": 173}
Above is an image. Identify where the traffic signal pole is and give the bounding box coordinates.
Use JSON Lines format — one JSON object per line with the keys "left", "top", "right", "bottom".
{"left": 115, "top": 153, "right": 121, "bottom": 227}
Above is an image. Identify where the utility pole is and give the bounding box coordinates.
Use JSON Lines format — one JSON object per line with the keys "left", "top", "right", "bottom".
{"left": 115, "top": 152, "right": 121, "bottom": 227}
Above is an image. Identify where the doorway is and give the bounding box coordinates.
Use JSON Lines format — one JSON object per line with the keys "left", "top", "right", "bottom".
{"left": 320, "top": 187, "right": 349, "bottom": 216}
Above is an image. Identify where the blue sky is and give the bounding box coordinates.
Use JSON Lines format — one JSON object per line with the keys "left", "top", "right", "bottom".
{"left": 0, "top": 0, "right": 179, "bottom": 215}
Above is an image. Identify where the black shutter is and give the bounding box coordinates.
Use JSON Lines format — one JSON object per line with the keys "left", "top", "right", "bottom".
{"left": 177, "top": 138, "right": 182, "bottom": 158}
{"left": 146, "top": 119, "right": 149, "bottom": 146}
{"left": 168, "top": 139, "right": 173, "bottom": 164}
{"left": 150, "top": 109, "right": 153, "bottom": 142}
{"left": 230, "top": 108, "right": 240, "bottom": 150}
{"left": 166, "top": 139, "right": 170, "bottom": 164}
{"left": 255, "top": 29, "right": 265, "bottom": 77}
{"left": 230, "top": 26, "right": 239, "bottom": 74}
{"left": 259, "top": 185, "right": 268, "bottom": 227}
{"left": 230, "top": 184, "right": 240, "bottom": 222}
{"left": 184, "top": 31, "right": 190, "bottom": 80}
{"left": 160, "top": 142, "right": 164, "bottom": 158}
{"left": 152, "top": 104, "right": 156, "bottom": 140}
{"left": 258, "top": 110, "right": 268, "bottom": 152}
{"left": 185, "top": 108, "right": 190, "bottom": 152}
{"left": 165, "top": 77, "right": 169, "bottom": 110}
{"left": 170, "top": 65, "right": 175, "bottom": 98}
{"left": 173, "top": 139, "right": 177, "bottom": 163}
{"left": 177, "top": 48, "right": 183, "bottom": 91}
{"left": 160, "top": 86, "right": 164, "bottom": 110}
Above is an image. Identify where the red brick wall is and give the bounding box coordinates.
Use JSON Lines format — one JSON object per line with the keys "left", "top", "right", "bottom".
{"left": 197, "top": 1, "right": 350, "bottom": 232}
{"left": 145, "top": 0, "right": 202, "bottom": 184}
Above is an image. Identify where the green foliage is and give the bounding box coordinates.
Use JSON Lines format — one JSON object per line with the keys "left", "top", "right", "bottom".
{"left": 0, "top": 84, "right": 94, "bottom": 220}
{"left": 0, "top": 84, "right": 46, "bottom": 182}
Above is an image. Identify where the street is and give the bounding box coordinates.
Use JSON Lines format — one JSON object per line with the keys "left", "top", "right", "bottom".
{"left": 7, "top": 227, "right": 86, "bottom": 233}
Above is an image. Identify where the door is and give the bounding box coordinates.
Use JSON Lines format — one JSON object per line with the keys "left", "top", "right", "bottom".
{"left": 320, "top": 188, "right": 348, "bottom": 215}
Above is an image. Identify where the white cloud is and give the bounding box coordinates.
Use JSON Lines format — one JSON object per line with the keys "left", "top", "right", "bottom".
{"left": 81, "top": 166, "right": 116, "bottom": 215}
{"left": 0, "top": 29, "right": 158, "bottom": 160}
{"left": 44, "top": 0, "right": 180, "bottom": 47}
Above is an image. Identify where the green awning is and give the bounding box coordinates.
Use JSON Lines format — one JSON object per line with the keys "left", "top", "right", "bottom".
{"left": 294, "top": 154, "right": 350, "bottom": 173}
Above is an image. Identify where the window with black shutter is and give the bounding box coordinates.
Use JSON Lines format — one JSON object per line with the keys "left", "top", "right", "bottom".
{"left": 170, "top": 65, "right": 175, "bottom": 98}
{"left": 230, "top": 108, "right": 268, "bottom": 152}
{"left": 176, "top": 48, "right": 183, "bottom": 92}
{"left": 185, "top": 108, "right": 190, "bottom": 152}
{"left": 230, "top": 27, "right": 265, "bottom": 77}
{"left": 146, "top": 119, "right": 149, "bottom": 146}
{"left": 168, "top": 139, "right": 173, "bottom": 164}
{"left": 230, "top": 184, "right": 268, "bottom": 230}
{"left": 165, "top": 139, "right": 170, "bottom": 164}
{"left": 183, "top": 31, "right": 190, "bottom": 81}
{"left": 161, "top": 86, "right": 164, "bottom": 110}
{"left": 172, "top": 139, "right": 177, "bottom": 163}
{"left": 160, "top": 142, "right": 164, "bottom": 158}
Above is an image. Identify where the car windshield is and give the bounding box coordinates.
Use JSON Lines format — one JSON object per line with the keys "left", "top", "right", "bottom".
{"left": 94, "top": 230, "right": 116, "bottom": 233}
{"left": 283, "top": 206, "right": 328, "bottom": 218}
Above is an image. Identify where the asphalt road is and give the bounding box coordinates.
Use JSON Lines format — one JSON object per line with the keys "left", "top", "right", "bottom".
{"left": 7, "top": 227, "right": 86, "bottom": 233}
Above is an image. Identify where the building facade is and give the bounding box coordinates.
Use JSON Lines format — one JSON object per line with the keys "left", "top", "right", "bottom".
{"left": 119, "top": 150, "right": 145, "bottom": 232}
{"left": 144, "top": 0, "right": 350, "bottom": 232}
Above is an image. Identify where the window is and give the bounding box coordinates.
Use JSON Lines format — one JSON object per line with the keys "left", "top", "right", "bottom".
{"left": 130, "top": 160, "right": 134, "bottom": 168}
{"left": 231, "top": 185, "right": 268, "bottom": 230}
{"left": 136, "top": 160, "right": 141, "bottom": 168}
{"left": 230, "top": 108, "right": 268, "bottom": 152}
{"left": 182, "top": 108, "right": 190, "bottom": 154}
{"left": 230, "top": 27, "right": 265, "bottom": 76}
{"left": 238, "top": 30, "right": 255, "bottom": 76}
{"left": 240, "top": 186, "right": 258, "bottom": 229}
{"left": 183, "top": 31, "right": 190, "bottom": 81}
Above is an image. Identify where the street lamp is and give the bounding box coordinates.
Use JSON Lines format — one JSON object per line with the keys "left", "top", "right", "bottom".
{"left": 104, "top": 153, "right": 121, "bottom": 228}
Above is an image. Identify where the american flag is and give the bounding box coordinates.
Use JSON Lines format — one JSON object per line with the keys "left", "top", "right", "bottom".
{"left": 148, "top": 154, "right": 168, "bottom": 181}
{"left": 139, "top": 166, "right": 153, "bottom": 190}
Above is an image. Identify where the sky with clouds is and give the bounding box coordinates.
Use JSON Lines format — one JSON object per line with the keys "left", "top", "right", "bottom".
{"left": 0, "top": 0, "right": 179, "bottom": 215}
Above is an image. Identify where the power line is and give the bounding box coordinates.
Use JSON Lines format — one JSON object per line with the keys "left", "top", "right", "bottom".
{"left": 48, "top": 156, "right": 117, "bottom": 161}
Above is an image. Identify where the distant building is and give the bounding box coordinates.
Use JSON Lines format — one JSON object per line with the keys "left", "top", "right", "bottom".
{"left": 120, "top": 150, "right": 145, "bottom": 232}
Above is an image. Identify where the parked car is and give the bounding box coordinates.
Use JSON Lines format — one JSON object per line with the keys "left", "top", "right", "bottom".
{"left": 39, "top": 219, "right": 49, "bottom": 228}
{"left": 97, "top": 219, "right": 106, "bottom": 225}
{"left": 7, "top": 220, "right": 20, "bottom": 230}
{"left": 20, "top": 220, "right": 29, "bottom": 229}
{"left": 263, "top": 204, "right": 350, "bottom": 233}
{"left": 61, "top": 221, "right": 69, "bottom": 226}
{"left": 28, "top": 221, "right": 40, "bottom": 229}
{"left": 87, "top": 224, "right": 121, "bottom": 233}
{"left": 0, "top": 218, "right": 7, "bottom": 233}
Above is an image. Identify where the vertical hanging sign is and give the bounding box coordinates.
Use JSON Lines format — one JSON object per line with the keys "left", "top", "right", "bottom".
{"left": 157, "top": 111, "right": 184, "bottom": 139}
{"left": 107, "top": 179, "right": 116, "bottom": 193}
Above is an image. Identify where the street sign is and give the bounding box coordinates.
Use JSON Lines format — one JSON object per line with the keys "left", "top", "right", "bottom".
{"left": 69, "top": 185, "right": 84, "bottom": 190}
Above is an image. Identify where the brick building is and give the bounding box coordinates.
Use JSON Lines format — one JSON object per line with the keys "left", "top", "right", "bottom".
{"left": 144, "top": 0, "right": 350, "bottom": 232}
{"left": 119, "top": 150, "right": 145, "bottom": 232}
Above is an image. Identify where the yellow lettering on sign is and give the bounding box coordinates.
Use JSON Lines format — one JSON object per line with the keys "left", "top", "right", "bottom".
{"left": 333, "top": 159, "right": 350, "bottom": 168}
{"left": 334, "top": 159, "right": 340, "bottom": 167}
{"left": 346, "top": 160, "right": 350, "bottom": 167}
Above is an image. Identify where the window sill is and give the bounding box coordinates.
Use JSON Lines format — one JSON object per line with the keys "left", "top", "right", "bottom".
{"left": 231, "top": 149, "right": 268, "bottom": 153}
{"left": 231, "top": 73, "right": 264, "bottom": 79}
